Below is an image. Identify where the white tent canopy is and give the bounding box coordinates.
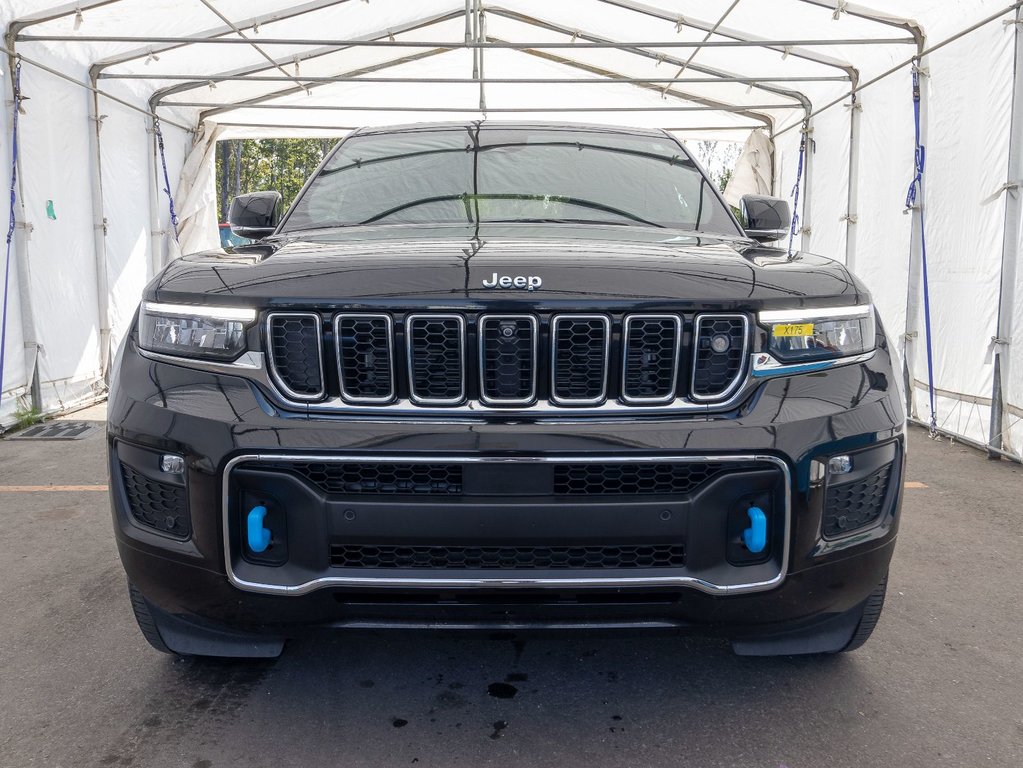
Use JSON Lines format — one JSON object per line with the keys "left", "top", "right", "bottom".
{"left": 1, "top": 0, "right": 1021, "bottom": 459}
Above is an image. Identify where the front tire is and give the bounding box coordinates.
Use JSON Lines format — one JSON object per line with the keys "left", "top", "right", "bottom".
{"left": 839, "top": 571, "right": 888, "bottom": 653}
{"left": 128, "top": 582, "right": 174, "bottom": 655}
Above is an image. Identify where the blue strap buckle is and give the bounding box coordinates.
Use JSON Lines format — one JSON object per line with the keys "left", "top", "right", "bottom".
{"left": 247, "top": 505, "right": 271, "bottom": 553}
{"left": 743, "top": 506, "right": 767, "bottom": 554}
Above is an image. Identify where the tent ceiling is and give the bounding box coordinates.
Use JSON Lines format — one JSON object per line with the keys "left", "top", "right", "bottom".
{"left": 5, "top": 0, "right": 974, "bottom": 138}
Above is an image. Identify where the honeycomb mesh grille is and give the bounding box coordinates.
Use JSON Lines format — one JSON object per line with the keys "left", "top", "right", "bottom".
{"left": 554, "top": 462, "right": 745, "bottom": 495}
{"left": 823, "top": 463, "right": 893, "bottom": 537}
{"left": 692, "top": 315, "right": 747, "bottom": 400}
{"left": 336, "top": 315, "right": 394, "bottom": 401}
{"left": 552, "top": 316, "right": 609, "bottom": 403}
{"left": 623, "top": 316, "right": 681, "bottom": 402}
{"left": 120, "top": 465, "right": 190, "bottom": 538}
{"left": 407, "top": 316, "right": 464, "bottom": 403}
{"left": 480, "top": 316, "right": 535, "bottom": 403}
{"left": 268, "top": 314, "right": 323, "bottom": 398}
{"left": 330, "top": 543, "right": 686, "bottom": 569}
{"left": 268, "top": 461, "right": 463, "bottom": 495}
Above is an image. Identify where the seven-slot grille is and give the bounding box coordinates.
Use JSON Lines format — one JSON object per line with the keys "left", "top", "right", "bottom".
{"left": 265, "top": 312, "right": 750, "bottom": 408}
{"left": 479, "top": 315, "right": 538, "bottom": 404}
{"left": 335, "top": 314, "right": 395, "bottom": 402}
{"left": 266, "top": 313, "right": 324, "bottom": 400}
{"left": 407, "top": 314, "right": 466, "bottom": 404}
{"left": 551, "top": 315, "right": 611, "bottom": 405}
{"left": 622, "top": 315, "right": 682, "bottom": 403}
{"left": 691, "top": 314, "right": 749, "bottom": 401}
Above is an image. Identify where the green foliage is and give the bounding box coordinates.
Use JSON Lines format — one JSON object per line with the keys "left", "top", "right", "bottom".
{"left": 13, "top": 405, "right": 44, "bottom": 431}
{"left": 216, "top": 138, "right": 336, "bottom": 221}
{"left": 687, "top": 139, "right": 742, "bottom": 194}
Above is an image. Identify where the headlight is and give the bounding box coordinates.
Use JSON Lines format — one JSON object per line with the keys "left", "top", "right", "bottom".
{"left": 138, "top": 302, "right": 255, "bottom": 360}
{"left": 758, "top": 304, "right": 876, "bottom": 363}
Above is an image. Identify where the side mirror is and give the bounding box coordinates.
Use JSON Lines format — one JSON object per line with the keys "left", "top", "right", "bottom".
{"left": 740, "top": 195, "right": 791, "bottom": 243}
{"left": 228, "top": 191, "right": 282, "bottom": 240}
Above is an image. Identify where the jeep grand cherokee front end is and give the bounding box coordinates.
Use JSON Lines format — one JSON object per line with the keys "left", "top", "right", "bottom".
{"left": 108, "top": 123, "right": 904, "bottom": 658}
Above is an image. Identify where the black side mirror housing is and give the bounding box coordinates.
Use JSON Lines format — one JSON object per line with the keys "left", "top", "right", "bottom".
{"left": 228, "top": 191, "right": 282, "bottom": 240}
{"left": 740, "top": 195, "right": 791, "bottom": 243}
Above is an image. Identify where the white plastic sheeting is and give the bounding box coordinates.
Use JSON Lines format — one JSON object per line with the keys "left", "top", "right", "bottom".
{"left": 0, "top": 0, "right": 1020, "bottom": 461}
{"left": 723, "top": 130, "right": 773, "bottom": 208}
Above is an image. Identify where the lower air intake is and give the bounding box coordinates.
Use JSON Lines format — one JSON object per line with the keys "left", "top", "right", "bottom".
{"left": 121, "top": 465, "right": 190, "bottom": 538}
{"left": 329, "top": 543, "right": 686, "bottom": 569}
{"left": 823, "top": 463, "right": 893, "bottom": 537}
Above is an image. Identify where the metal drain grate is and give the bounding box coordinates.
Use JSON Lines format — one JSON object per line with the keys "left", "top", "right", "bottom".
{"left": 12, "top": 421, "right": 102, "bottom": 440}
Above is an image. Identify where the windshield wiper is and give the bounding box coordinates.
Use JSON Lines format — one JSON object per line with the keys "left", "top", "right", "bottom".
{"left": 489, "top": 218, "right": 634, "bottom": 226}
{"left": 358, "top": 193, "right": 665, "bottom": 228}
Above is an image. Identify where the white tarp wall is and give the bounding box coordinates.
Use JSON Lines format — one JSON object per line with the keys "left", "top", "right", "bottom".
{"left": 0, "top": 0, "right": 1021, "bottom": 461}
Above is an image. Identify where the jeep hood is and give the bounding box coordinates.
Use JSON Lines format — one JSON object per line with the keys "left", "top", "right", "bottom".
{"left": 152, "top": 222, "right": 868, "bottom": 311}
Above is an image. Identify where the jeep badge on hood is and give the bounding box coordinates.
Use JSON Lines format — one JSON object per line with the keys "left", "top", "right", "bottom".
{"left": 482, "top": 273, "right": 543, "bottom": 291}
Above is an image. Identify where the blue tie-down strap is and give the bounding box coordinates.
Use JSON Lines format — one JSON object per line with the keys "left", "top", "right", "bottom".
{"left": 743, "top": 506, "right": 767, "bottom": 554}
{"left": 247, "top": 505, "right": 271, "bottom": 553}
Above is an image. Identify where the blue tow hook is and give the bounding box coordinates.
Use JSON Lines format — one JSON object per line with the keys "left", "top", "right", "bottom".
{"left": 743, "top": 506, "right": 767, "bottom": 554}
{"left": 247, "top": 505, "right": 271, "bottom": 553}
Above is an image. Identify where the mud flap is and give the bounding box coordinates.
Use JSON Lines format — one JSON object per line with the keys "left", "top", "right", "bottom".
{"left": 144, "top": 596, "right": 285, "bottom": 659}
{"left": 730, "top": 600, "right": 863, "bottom": 656}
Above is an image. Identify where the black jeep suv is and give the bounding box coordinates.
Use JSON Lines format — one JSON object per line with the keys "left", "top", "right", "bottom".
{"left": 108, "top": 122, "right": 904, "bottom": 658}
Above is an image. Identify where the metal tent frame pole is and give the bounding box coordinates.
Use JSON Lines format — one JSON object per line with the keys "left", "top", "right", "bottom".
{"left": 989, "top": 5, "right": 1023, "bottom": 459}
{"left": 902, "top": 51, "right": 930, "bottom": 424}
{"left": 15, "top": 34, "right": 919, "bottom": 49}
{"left": 2, "top": 44, "right": 43, "bottom": 412}
{"left": 484, "top": 9, "right": 815, "bottom": 113}
{"left": 148, "top": 12, "right": 463, "bottom": 112}
{"left": 99, "top": 74, "right": 851, "bottom": 85}
{"left": 87, "top": 71, "right": 111, "bottom": 380}
{"left": 87, "top": 0, "right": 359, "bottom": 73}
{"left": 845, "top": 90, "right": 862, "bottom": 269}
{"left": 596, "top": 0, "right": 860, "bottom": 80}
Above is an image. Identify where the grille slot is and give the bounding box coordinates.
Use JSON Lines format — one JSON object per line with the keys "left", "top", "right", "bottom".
{"left": 120, "top": 465, "right": 190, "bottom": 538}
{"left": 691, "top": 314, "right": 749, "bottom": 401}
{"left": 406, "top": 314, "right": 466, "bottom": 405}
{"left": 622, "top": 315, "right": 682, "bottom": 403}
{"left": 551, "top": 315, "right": 611, "bottom": 405}
{"left": 330, "top": 543, "right": 686, "bottom": 569}
{"left": 553, "top": 462, "right": 752, "bottom": 495}
{"left": 335, "top": 314, "right": 395, "bottom": 403}
{"left": 479, "top": 315, "right": 537, "bottom": 404}
{"left": 267, "top": 461, "right": 463, "bottom": 495}
{"left": 266, "top": 312, "right": 325, "bottom": 400}
{"left": 823, "top": 463, "right": 893, "bottom": 538}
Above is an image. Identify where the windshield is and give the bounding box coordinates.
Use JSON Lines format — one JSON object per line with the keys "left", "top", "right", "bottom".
{"left": 281, "top": 126, "right": 740, "bottom": 235}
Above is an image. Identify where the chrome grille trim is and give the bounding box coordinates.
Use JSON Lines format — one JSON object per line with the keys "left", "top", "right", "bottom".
{"left": 333, "top": 313, "right": 396, "bottom": 404}
{"left": 690, "top": 313, "right": 750, "bottom": 403}
{"left": 550, "top": 314, "right": 611, "bottom": 406}
{"left": 265, "top": 312, "right": 325, "bottom": 402}
{"left": 405, "top": 313, "right": 466, "bottom": 406}
{"left": 621, "top": 314, "right": 683, "bottom": 405}
{"left": 478, "top": 314, "right": 539, "bottom": 406}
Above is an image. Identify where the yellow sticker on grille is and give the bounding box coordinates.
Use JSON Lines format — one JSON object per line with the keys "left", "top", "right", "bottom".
{"left": 773, "top": 323, "right": 815, "bottom": 338}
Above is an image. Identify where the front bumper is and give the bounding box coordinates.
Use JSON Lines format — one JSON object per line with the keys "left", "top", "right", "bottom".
{"left": 108, "top": 337, "right": 905, "bottom": 635}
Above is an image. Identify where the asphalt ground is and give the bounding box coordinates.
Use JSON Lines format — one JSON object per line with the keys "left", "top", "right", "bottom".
{"left": 1, "top": 408, "right": 1020, "bottom": 768}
